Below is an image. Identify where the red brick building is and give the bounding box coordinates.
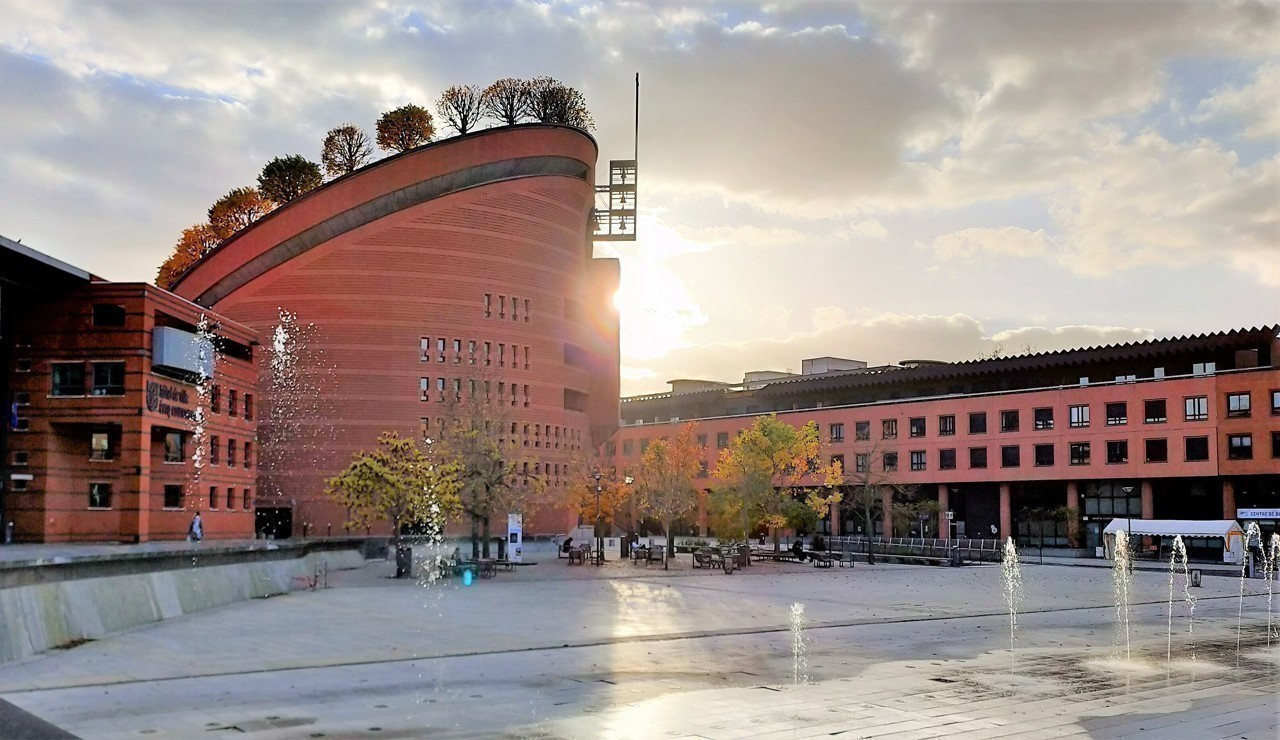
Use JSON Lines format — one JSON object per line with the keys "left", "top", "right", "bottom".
{"left": 3, "top": 237, "right": 258, "bottom": 543}
{"left": 171, "top": 124, "right": 619, "bottom": 537}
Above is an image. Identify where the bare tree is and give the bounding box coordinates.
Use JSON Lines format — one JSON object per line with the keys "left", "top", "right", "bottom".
{"left": 526, "top": 77, "right": 595, "bottom": 130}
{"left": 481, "top": 78, "right": 531, "bottom": 125}
{"left": 321, "top": 124, "right": 374, "bottom": 177}
{"left": 436, "top": 85, "right": 485, "bottom": 136}
{"left": 832, "top": 440, "right": 918, "bottom": 564}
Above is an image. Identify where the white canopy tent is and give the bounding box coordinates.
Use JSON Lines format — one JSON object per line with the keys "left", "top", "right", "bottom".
{"left": 1102, "top": 519, "right": 1245, "bottom": 563}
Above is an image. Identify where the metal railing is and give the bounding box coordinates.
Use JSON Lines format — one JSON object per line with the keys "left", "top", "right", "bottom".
{"left": 827, "top": 535, "right": 1003, "bottom": 563}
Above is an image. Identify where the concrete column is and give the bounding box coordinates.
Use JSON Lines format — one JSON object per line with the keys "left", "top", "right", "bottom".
{"left": 1066, "top": 481, "right": 1080, "bottom": 548}
{"left": 1222, "top": 479, "right": 1236, "bottom": 521}
{"left": 1140, "top": 480, "right": 1154, "bottom": 519}
{"left": 696, "top": 491, "right": 707, "bottom": 536}
{"left": 998, "top": 482, "right": 1012, "bottom": 542}
{"left": 937, "top": 484, "right": 950, "bottom": 540}
{"left": 881, "top": 487, "right": 893, "bottom": 538}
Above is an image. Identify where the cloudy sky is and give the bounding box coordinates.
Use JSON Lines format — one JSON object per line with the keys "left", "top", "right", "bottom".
{"left": 1, "top": 1, "right": 1276, "bottom": 395}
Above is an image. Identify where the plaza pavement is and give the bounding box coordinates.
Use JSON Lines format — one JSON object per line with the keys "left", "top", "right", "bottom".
{"left": 0, "top": 550, "right": 1275, "bottom": 739}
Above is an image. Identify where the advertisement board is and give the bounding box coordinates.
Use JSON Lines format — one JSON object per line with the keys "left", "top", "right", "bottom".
{"left": 507, "top": 513, "right": 523, "bottom": 563}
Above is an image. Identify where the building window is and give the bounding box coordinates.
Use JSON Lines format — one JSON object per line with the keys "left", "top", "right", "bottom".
{"left": 208, "top": 485, "right": 218, "bottom": 509}
{"left": 855, "top": 454, "right": 869, "bottom": 473}
{"left": 882, "top": 419, "right": 897, "bottom": 439}
{"left": 1069, "top": 442, "right": 1090, "bottom": 466}
{"left": 1225, "top": 392, "right": 1251, "bottom": 418}
{"left": 223, "top": 487, "right": 232, "bottom": 509}
{"left": 1192, "top": 361, "right": 1216, "bottom": 375}
{"left": 92, "top": 304, "right": 126, "bottom": 327}
{"left": 12, "top": 450, "right": 29, "bottom": 466}
{"left": 15, "top": 357, "right": 32, "bottom": 373}
{"left": 1083, "top": 481, "right": 1141, "bottom": 519}
{"left": 622, "top": 439, "right": 634, "bottom": 456}
{"left": 639, "top": 437, "right": 650, "bottom": 453}
{"left": 498, "top": 343, "right": 505, "bottom": 367}
{"left": 1271, "top": 389, "right": 1280, "bottom": 415}
{"left": 14, "top": 390, "right": 30, "bottom": 406}
{"left": 484, "top": 294, "right": 492, "bottom": 317}
{"left": 511, "top": 296, "right": 519, "bottom": 321}
{"left": 829, "top": 423, "right": 844, "bottom": 442}
{"left": 1033, "top": 407, "right": 1053, "bottom": 430}
{"left": 523, "top": 345, "right": 530, "bottom": 370}
{"left": 436, "top": 337, "right": 446, "bottom": 362}
{"left": 244, "top": 394, "right": 254, "bottom": 421}
{"left": 90, "top": 432, "right": 113, "bottom": 461}
{"left": 420, "top": 377, "right": 430, "bottom": 401}
{"left": 910, "top": 450, "right": 926, "bottom": 471}
{"left": 855, "top": 421, "right": 871, "bottom": 441}
{"left": 163, "top": 484, "right": 183, "bottom": 509}
{"left": 1106, "top": 440, "right": 1128, "bottom": 464}
{"left": 91, "top": 362, "right": 126, "bottom": 396}
{"left": 882, "top": 452, "right": 898, "bottom": 472}
{"left": 88, "top": 482, "right": 112, "bottom": 509}
{"left": 1000, "top": 410, "right": 1019, "bottom": 432}
{"left": 1144, "top": 399, "right": 1166, "bottom": 424}
{"left": 969, "top": 447, "right": 988, "bottom": 469}
{"left": 938, "top": 415, "right": 955, "bottom": 436}
{"left": 1271, "top": 431, "right": 1280, "bottom": 458}
{"left": 211, "top": 384, "right": 221, "bottom": 413}
{"left": 909, "top": 417, "right": 925, "bottom": 438}
{"left": 524, "top": 298, "right": 530, "bottom": 322}
{"left": 468, "top": 340, "right": 476, "bottom": 364}
{"left": 1105, "top": 402, "right": 1127, "bottom": 426}
{"left": 437, "top": 377, "right": 446, "bottom": 400}
{"left": 228, "top": 389, "right": 238, "bottom": 416}
{"left": 244, "top": 441, "right": 252, "bottom": 468}
{"left": 1069, "top": 404, "right": 1090, "bottom": 428}
{"left": 164, "top": 433, "right": 185, "bottom": 463}
{"left": 1033, "top": 443, "right": 1054, "bottom": 467}
{"left": 1145, "top": 438, "right": 1168, "bottom": 463}
{"left": 939, "top": 448, "right": 957, "bottom": 470}
{"left": 210, "top": 435, "right": 220, "bottom": 465}
{"left": 244, "top": 489, "right": 252, "bottom": 509}
{"left": 969, "top": 412, "right": 987, "bottom": 434}
{"left": 51, "top": 362, "right": 85, "bottom": 396}
{"left": 714, "top": 432, "right": 728, "bottom": 449}
{"left": 420, "top": 337, "right": 431, "bottom": 361}
{"left": 1185, "top": 436, "right": 1210, "bottom": 461}
{"left": 1184, "top": 396, "right": 1208, "bottom": 421}
{"left": 498, "top": 295, "right": 506, "bottom": 318}
{"left": 1001, "top": 445, "right": 1020, "bottom": 468}
{"left": 13, "top": 416, "right": 29, "bottom": 431}
{"left": 1227, "top": 434, "right": 1253, "bottom": 460}
{"left": 452, "top": 339, "right": 462, "bottom": 362}
{"left": 831, "top": 453, "right": 844, "bottom": 472}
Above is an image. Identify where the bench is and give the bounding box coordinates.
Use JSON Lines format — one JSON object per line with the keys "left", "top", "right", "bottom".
{"left": 811, "top": 553, "right": 834, "bottom": 568}
{"left": 837, "top": 551, "right": 857, "bottom": 568}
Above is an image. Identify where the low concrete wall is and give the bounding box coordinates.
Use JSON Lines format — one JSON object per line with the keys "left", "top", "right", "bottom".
{"left": 0, "top": 549, "right": 363, "bottom": 664}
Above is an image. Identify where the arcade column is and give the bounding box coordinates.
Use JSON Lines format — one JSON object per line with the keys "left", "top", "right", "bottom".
{"left": 880, "top": 487, "right": 893, "bottom": 538}
{"left": 1066, "top": 481, "right": 1080, "bottom": 548}
{"left": 1140, "top": 480, "right": 1154, "bottom": 519}
{"left": 999, "top": 482, "right": 1012, "bottom": 541}
{"left": 937, "top": 483, "right": 950, "bottom": 540}
{"left": 1222, "top": 479, "right": 1236, "bottom": 520}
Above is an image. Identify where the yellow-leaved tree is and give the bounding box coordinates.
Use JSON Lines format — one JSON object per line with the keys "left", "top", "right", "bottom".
{"left": 635, "top": 422, "right": 704, "bottom": 569}
{"left": 713, "top": 414, "right": 840, "bottom": 551}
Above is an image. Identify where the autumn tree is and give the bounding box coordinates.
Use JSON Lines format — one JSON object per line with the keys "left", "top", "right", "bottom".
{"left": 375, "top": 104, "right": 435, "bottom": 153}
{"left": 156, "top": 223, "right": 219, "bottom": 289}
{"left": 481, "top": 77, "right": 531, "bottom": 125}
{"left": 563, "top": 449, "right": 632, "bottom": 538}
{"left": 207, "top": 186, "right": 273, "bottom": 240}
{"left": 325, "top": 431, "right": 462, "bottom": 578}
{"left": 526, "top": 77, "right": 595, "bottom": 130}
{"left": 257, "top": 155, "right": 323, "bottom": 204}
{"left": 433, "top": 378, "right": 548, "bottom": 559}
{"left": 321, "top": 124, "right": 374, "bottom": 177}
{"left": 713, "top": 414, "right": 839, "bottom": 551}
{"left": 436, "top": 85, "right": 484, "bottom": 136}
{"left": 635, "top": 423, "right": 704, "bottom": 569}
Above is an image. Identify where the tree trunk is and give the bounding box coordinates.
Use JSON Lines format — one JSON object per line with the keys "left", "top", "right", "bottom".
{"left": 470, "top": 514, "right": 480, "bottom": 559}
{"left": 663, "top": 517, "right": 672, "bottom": 570}
{"left": 772, "top": 523, "right": 780, "bottom": 552}
{"left": 482, "top": 515, "right": 491, "bottom": 558}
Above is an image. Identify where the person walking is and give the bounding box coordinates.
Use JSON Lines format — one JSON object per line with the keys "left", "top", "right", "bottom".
{"left": 189, "top": 511, "right": 203, "bottom": 543}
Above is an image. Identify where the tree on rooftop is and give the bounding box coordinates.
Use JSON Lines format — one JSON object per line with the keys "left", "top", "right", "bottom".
{"left": 156, "top": 222, "right": 219, "bottom": 289}
{"left": 436, "top": 85, "right": 485, "bottom": 136}
{"left": 320, "top": 124, "right": 374, "bottom": 178}
{"left": 257, "top": 155, "right": 323, "bottom": 204}
{"left": 207, "top": 186, "right": 273, "bottom": 240}
{"left": 324, "top": 431, "right": 462, "bottom": 578}
{"left": 635, "top": 423, "right": 704, "bottom": 569}
{"left": 526, "top": 77, "right": 594, "bottom": 130}
{"left": 375, "top": 104, "right": 435, "bottom": 153}
{"left": 481, "top": 77, "right": 531, "bottom": 126}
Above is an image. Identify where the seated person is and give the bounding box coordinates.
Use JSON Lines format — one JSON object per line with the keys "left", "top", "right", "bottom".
{"left": 791, "top": 539, "right": 806, "bottom": 561}
{"left": 561, "top": 537, "right": 574, "bottom": 554}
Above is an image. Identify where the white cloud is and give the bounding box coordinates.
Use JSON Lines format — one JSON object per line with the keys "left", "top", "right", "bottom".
{"left": 929, "top": 227, "right": 1051, "bottom": 262}
{"left": 841, "top": 218, "right": 888, "bottom": 239}
{"left": 1194, "top": 63, "right": 1280, "bottom": 140}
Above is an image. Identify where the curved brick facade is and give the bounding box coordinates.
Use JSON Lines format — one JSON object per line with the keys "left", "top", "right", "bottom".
{"left": 173, "top": 125, "right": 619, "bottom": 536}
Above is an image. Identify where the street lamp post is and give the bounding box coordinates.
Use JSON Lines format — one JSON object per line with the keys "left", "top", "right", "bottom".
{"left": 593, "top": 471, "right": 603, "bottom": 566}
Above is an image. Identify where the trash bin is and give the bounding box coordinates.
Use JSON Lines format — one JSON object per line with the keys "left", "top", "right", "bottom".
{"left": 395, "top": 544, "right": 413, "bottom": 578}
{"left": 1190, "top": 569, "right": 1202, "bottom": 588}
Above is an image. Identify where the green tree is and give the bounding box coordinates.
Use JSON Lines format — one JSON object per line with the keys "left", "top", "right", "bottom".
{"left": 635, "top": 423, "right": 704, "bottom": 569}
{"left": 207, "top": 186, "right": 273, "bottom": 240}
{"left": 713, "top": 414, "right": 838, "bottom": 551}
{"left": 321, "top": 124, "right": 374, "bottom": 177}
{"left": 156, "top": 222, "right": 219, "bottom": 289}
{"left": 481, "top": 77, "right": 531, "bottom": 125}
{"left": 257, "top": 155, "right": 323, "bottom": 204}
{"left": 376, "top": 104, "right": 435, "bottom": 153}
{"left": 437, "top": 85, "right": 484, "bottom": 135}
{"left": 325, "top": 431, "right": 462, "bottom": 578}
{"left": 527, "top": 77, "right": 595, "bottom": 130}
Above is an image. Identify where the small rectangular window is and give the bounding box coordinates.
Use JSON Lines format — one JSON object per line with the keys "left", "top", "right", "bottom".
{"left": 939, "top": 448, "right": 956, "bottom": 470}
{"left": 484, "top": 294, "right": 492, "bottom": 317}
{"left": 499, "top": 344, "right": 505, "bottom": 367}
{"left": 855, "top": 454, "right": 869, "bottom": 473}
{"left": 164, "top": 432, "right": 185, "bottom": 463}
{"left": 1192, "top": 362, "right": 1216, "bottom": 375}
{"left": 717, "top": 432, "right": 730, "bottom": 449}
{"left": 88, "top": 482, "right": 112, "bottom": 509}
{"left": 909, "top": 450, "right": 926, "bottom": 471}
{"left": 92, "top": 304, "right": 126, "bottom": 327}
{"left": 484, "top": 342, "right": 492, "bottom": 365}
{"left": 1106, "top": 440, "right": 1128, "bottom": 464}
{"left": 163, "top": 484, "right": 183, "bottom": 509}
{"left": 51, "top": 362, "right": 86, "bottom": 396}
{"left": 1184, "top": 396, "right": 1208, "bottom": 421}
{"left": 15, "top": 358, "right": 32, "bottom": 373}
{"left": 854, "top": 421, "right": 871, "bottom": 441}
{"left": 211, "top": 384, "right": 221, "bottom": 413}
{"left": 1034, "top": 443, "right": 1054, "bottom": 467}
{"left": 436, "top": 337, "right": 445, "bottom": 362}
{"left": 1144, "top": 399, "right": 1166, "bottom": 424}
{"left": 91, "top": 362, "right": 126, "bottom": 396}
{"left": 226, "top": 487, "right": 235, "bottom": 509}
{"left": 881, "top": 419, "right": 897, "bottom": 439}
{"left": 1069, "top": 442, "right": 1090, "bottom": 465}
{"left": 1145, "top": 438, "right": 1168, "bottom": 463}
{"left": 1227, "top": 433, "right": 1253, "bottom": 460}
{"left": 420, "top": 337, "right": 430, "bottom": 362}
{"left": 1105, "top": 402, "right": 1127, "bottom": 425}
{"left": 969, "top": 412, "right": 987, "bottom": 434}
{"left": 1272, "top": 389, "right": 1280, "bottom": 414}
{"left": 1271, "top": 431, "right": 1280, "bottom": 458}
{"left": 244, "top": 489, "right": 252, "bottom": 510}
{"left": 909, "top": 417, "right": 925, "bottom": 438}
{"left": 1000, "top": 445, "right": 1020, "bottom": 467}
{"left": 420, "top": 377, "right": 430, "bottom": 401}
{"left": 1000, "top": 410, "right": 1019, "bottom": 432}
{"left": 14, "top": 390, "right": 30, "bottom": 406}
{"left": 1225, "top": 392, "right": 1251, "bottom": 418}
{"left": 244, "top": 394, "right": 254, "bottom": 420}
{"left": 244, "top": 441, "right": 252, "bottom": 468}
{"left": 12, "top": 450, "right": 29, "bottom": 466}
{"left": 1185, "top": 436, "right": 1210, "bottom": 461}
{"left": 468, "top": 340, "right": 476, "bottom": 364}
{"left": 524, "top": 298, "right": 531, "bottom": 322}
{"left": 210, "top": 435, "right": 220, "bottom": 465}
{"left": 622, "top": 439, "right": 634, "bottom": 456}
{"left": 90, "top": 432, "right": 113, "bottom": 461}
{"left": 512, "top": 296, "right": 519, "bottom": 321}
{"left": 1033, "top": 407, "right": 1053, "bottom": 430}
{"left": 499, "top": 295, "right": 506, "bottom": 318}
{"left": 882, "top": 452, "right": 898, "bottom": 472}
{"left": 452, "top": 339, "right": 462, "bottom": 362}
{"left": 228, "top": 389, "right": 238, "bottom": 416}
{"left": 208, "top": 484, "right": 218, "bottom": 509}
{"left": 969, "top": 447, "right": 987, "bottom": 469}
{"left": 938, "top": 415, "right": 955, "bottom": 436}
{"left": 1069, "top": 404, "right": 1090, "bottom": 428}
{"left": 829, "top": 423, "right": 844, "bottom": 442}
